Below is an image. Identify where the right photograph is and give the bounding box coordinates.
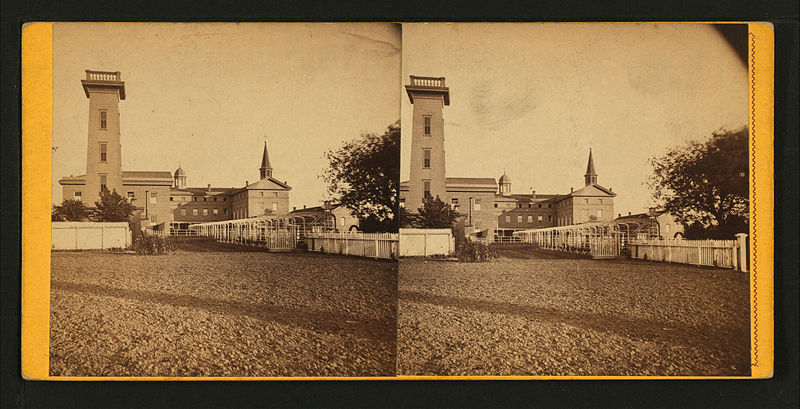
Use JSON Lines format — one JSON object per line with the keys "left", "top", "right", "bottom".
{"left": 397, "top": 23, "right": 751, "bottom": 376}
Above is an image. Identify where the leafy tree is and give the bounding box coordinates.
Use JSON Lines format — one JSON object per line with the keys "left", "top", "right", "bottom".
{"left": 417, "top": 195, "right": 459, "bottom": 229}
{"left": 648, "top": 127, "right": 748, "bottom": 238}
{"left": 323, "top": 121, "right": 400, "bottom": 232}
{"left": 94, "top": 188, "right": 135, "bottom": 222}
{"left": 52, "top": 199, "right": 90, "bottom": 221}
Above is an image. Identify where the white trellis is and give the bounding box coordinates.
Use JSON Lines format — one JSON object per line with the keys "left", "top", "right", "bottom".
{"left": 512, "top": 218, "right": 659, "bottom": 259}
{"left": 189, "top": 213, "right": 335, "bottom": 251}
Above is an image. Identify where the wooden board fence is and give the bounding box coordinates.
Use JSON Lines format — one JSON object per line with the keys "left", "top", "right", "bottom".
{"left": 305, "top": 232, "right": 399, "bottom": 260}
{"left": 630, "top": 234, "right": 747, "bottom": 271}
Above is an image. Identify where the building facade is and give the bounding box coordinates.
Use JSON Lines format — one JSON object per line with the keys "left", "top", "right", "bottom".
{"left": 399, "top": 75, "right": 617, "bottom": 238}
{"left": 59, "top": 70, "right": 292, "bottom": 232}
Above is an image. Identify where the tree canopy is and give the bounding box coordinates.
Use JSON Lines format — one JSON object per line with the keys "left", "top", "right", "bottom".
{"left": 94, "top": 188, "right": 135, "bottom": 222}
{"left": 323, "top": 121, "right": 400, "bottom": 232}
{"left": 648, "top": 127, "right": 749, "bottom": 237}
{"left": 52, "top": 199, "right": 91, "bottom": 221}
{"left": 416, "top": 195, "right": 459, "bottom": 228}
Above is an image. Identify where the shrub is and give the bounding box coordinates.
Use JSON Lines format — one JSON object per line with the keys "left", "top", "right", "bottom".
{"left": 134, "top": 234, "right": 176, "bottom": 255}
{"left": 456, "top": 240, "right": 498, "bottom": 262}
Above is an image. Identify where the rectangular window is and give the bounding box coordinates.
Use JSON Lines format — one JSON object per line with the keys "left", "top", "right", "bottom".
{"left": 193, "top": 209, "right": 198, "bottom": 216}
{"left": 528, "top": 204, "right": 532, "bottom": 208}
{"left": 599, "top": 199, "right": 603, "bottom": 204}
{"left": 213, "top": 197, "right": 217, "bottom": 202}
{"left": 203, "top": 197, "right": 207, "bottom": 201}
{"left": 518, "top": 204, "right": 522, "bottom": 208}
{"left": 423, "top": 180, "right": 431, "bottom": 198}
{"left": 474, "top": 199, "right": 482, "bottom": 211}
{"left": 505, "top": 216, "right": 511, "bottom": 222}
{"left": 423, "top": 149, "right": 431, "bottom": 168}
{"left": 223, "top": 208, "right": 227, "bottom": 214}
{"left": 538, "top": 215, "right": 543, "bottom": 222}
{"left": 423, "top": 116, "right": 431, "bottom": 135}
{"left": 527, "top": 215, "right": 533, "bottom": 222}
{"left": 340, "top": 217, "right": 345, "bottom": 226}
{"left": 538, "top": 204, "right": 542, "bottom": 208}
{"left": 181, "top": 209, "right": 187, "bottom": 216}
{"left": 99, "top": 174, "right": 107, "bottom": 192}
{"left": 450, "top": 197, "right": 459, "bottom": 209}
{"left": 100, "top": 111, "right": 107, "bottom": 129}
{"left": 494, "top": 203, "right": 498, "bottom": 208}
{"left": 399, "top": 198, "right": 405, "bottom": 208}
{"left": 170, "top": 196, "right": 174, "bottom": 201}
{"left": 99, "top": 143, "right": 107, "bottom": 162}
{"left": 213, "top": 208, "right": 218, "bottom": 215}
{"left": 150, "top": 215, "right": 157, "bottom": 223}
{"left": 517, "top": 215, "right": 523, "bottom": 223}
{"left": 192, "top": 196, "right": 197, "bottom": 201}
{"left": 584, "top": 198, "right": 589, "bottom": 204}
{"left": 260, "top": 192, "right": 264, "bottom": 197}
{"left": 273, "top": 192, "right": 278, "bottom": 197}
{"left": 203, "top": 208, "right": 208, "bottom": 216}
{"left": 597, "top": 209, "right": 603, "bottom": 218}
{"left": 223, "top": 197, "right": 227, "bottom": 202}
{"left": 548, "top": 215, "right": 552, "bottom": 222}
{"left": 127, "top": 192, "right": 134, "bottom": 201}
{"left": 272, "top": 202, "right": 278, "bottom": 211}
{"left": 149, "top": 192, "right": 157, "bottom": 204}
{"left": 73, "top": 191, "right": 82, "bottom": 201}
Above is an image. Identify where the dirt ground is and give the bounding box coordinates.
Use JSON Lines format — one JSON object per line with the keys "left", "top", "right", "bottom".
{"left": 398, "top": 246, "right": 750, "bottom": 376}
{"left": 49, "top": 238, "right": 397, "bottom": 377}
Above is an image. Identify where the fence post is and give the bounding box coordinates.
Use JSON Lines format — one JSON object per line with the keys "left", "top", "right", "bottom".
{"left": 736, "top": 233, "right": 748, "bottom": 272}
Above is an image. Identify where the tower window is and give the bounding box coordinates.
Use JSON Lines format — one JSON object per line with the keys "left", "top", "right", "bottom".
{"left": 99, "top": 143, "right": 107, "bottom": 162}
{"left": 423, "top": 149, "right": 431, "bottom": 168}
{"left": 150, "top": 192, "right": 157, "bottom": 204}
{"left": 423, "top": 180, "right": 431, "bottom": 198}
{"left": 423, "top": 116, "right": 431, "bottom": 135}
{"left": 99, "top": 111, "right": 107, "bottom": 129}
{"left": 99, "top": 174, "right": 107, "bottom": 192}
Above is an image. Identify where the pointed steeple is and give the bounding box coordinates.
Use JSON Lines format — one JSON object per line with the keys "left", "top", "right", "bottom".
{"left": 260, "top": 141, "right": 272, "bottom": 179}
{"left": 584, "top": 148, "right": 598, "bottom": 186}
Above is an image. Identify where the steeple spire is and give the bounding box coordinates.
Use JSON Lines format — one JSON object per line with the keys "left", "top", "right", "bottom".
{"left": 260, "top": 140, "right": 272, "bottom": 179}
{"left": 584, "top": 148, "right": 598, "bottom": 186}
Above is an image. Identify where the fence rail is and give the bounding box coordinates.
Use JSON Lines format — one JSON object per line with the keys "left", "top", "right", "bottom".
{"left": 629, "top": 234, "right": 747, "bottom": 271}
{"left": 306, "top": 232, "right": 399, "bottom": 260}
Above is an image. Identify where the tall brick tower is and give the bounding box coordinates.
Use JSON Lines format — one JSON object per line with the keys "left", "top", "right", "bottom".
{"left": 405, "top": 75, "right": 450, "bottom": 211}
{"left": 81, "top": 70, "right": 126, "bottom": 203}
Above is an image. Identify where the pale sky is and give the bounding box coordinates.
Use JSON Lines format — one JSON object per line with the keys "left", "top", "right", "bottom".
{"left": 52, "top": 23, "right": 401, "bottom": 208}
{"left": 401, "top": 23, "right": 748, "bottom": 217}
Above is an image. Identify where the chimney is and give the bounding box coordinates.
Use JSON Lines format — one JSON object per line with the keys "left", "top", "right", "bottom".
{"left": 570, "top": 187, "right": 573, "bottom": 193}
{"left": 618, "top": 213, "right": 621, "bottom": 218}
{"left": 628, "top": 211, "right": 632, "bottom": 216}
{"left": 293, "top": 206, "right": 296, "bottom": 211}
{"left": 303, "top": 205, "right": 306, "bottom": 209}
{"left": 531, "top": 189, "right": 536, "bottom": 199}
{"left": 245, "top": 180, "right": 249, "bottom": 186}
{"left": 207, "top": 184, "right": 211, "bottom": 192}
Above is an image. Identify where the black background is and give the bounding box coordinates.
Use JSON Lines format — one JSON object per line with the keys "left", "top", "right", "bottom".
{"left": 2, "top": 1, "right": 798, "bottom": 407}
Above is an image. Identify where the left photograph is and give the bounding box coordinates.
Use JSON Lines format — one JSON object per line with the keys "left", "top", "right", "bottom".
{"left": 48, "top": 23, "right": 400, "bottom": 377}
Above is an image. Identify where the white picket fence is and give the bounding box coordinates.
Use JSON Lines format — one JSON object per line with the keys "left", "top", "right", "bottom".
{"left": 305, "top": 232, "right": 399, "bottom": 260}
{"left": 629, "top": 233, "right": 748, "bottom": 271}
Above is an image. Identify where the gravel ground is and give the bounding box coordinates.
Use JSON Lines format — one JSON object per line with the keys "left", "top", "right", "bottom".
{"left": 50, "top": 240, "right": 396, "bottom": 377}
{"left": 398, "top": 249, "right": 750, "bottom": 376}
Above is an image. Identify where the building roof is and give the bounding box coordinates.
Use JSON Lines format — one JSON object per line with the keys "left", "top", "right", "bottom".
{"left": 585, "top": 148, "right": 597, "bottom": 177}
{"left": 174, "top": 166, "right": 186, "bottom": 177}
{"left": 172, "top": 187, "right": 235, "bottom": 195}
{"left": 260, "top": 141, "right": 271, "bottom": 170}
{"left": 498, "top": 172, "right": 511, "bottom": 184}
{"left": 445, "top": 177, "right": 497, "bottom": 185}
{"left": 615, "top": 209, "right": 667, "bottom": 221}
{"left": 122, "top": 171, "right": 173, "bottom": 179}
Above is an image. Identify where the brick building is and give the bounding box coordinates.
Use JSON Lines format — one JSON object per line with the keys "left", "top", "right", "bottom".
{"left": 399, "top": 75, "right": 617, "bottom": 239}
{"left": 58, "top": 70, "right": 291, "bottom": 233}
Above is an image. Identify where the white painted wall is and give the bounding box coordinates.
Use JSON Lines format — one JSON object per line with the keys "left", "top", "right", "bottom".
{"left": 399, "top": 228, "right": 454, "bottom": 257}
{"left": 51, "top": 222, "right": 130, "bottom": 250}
